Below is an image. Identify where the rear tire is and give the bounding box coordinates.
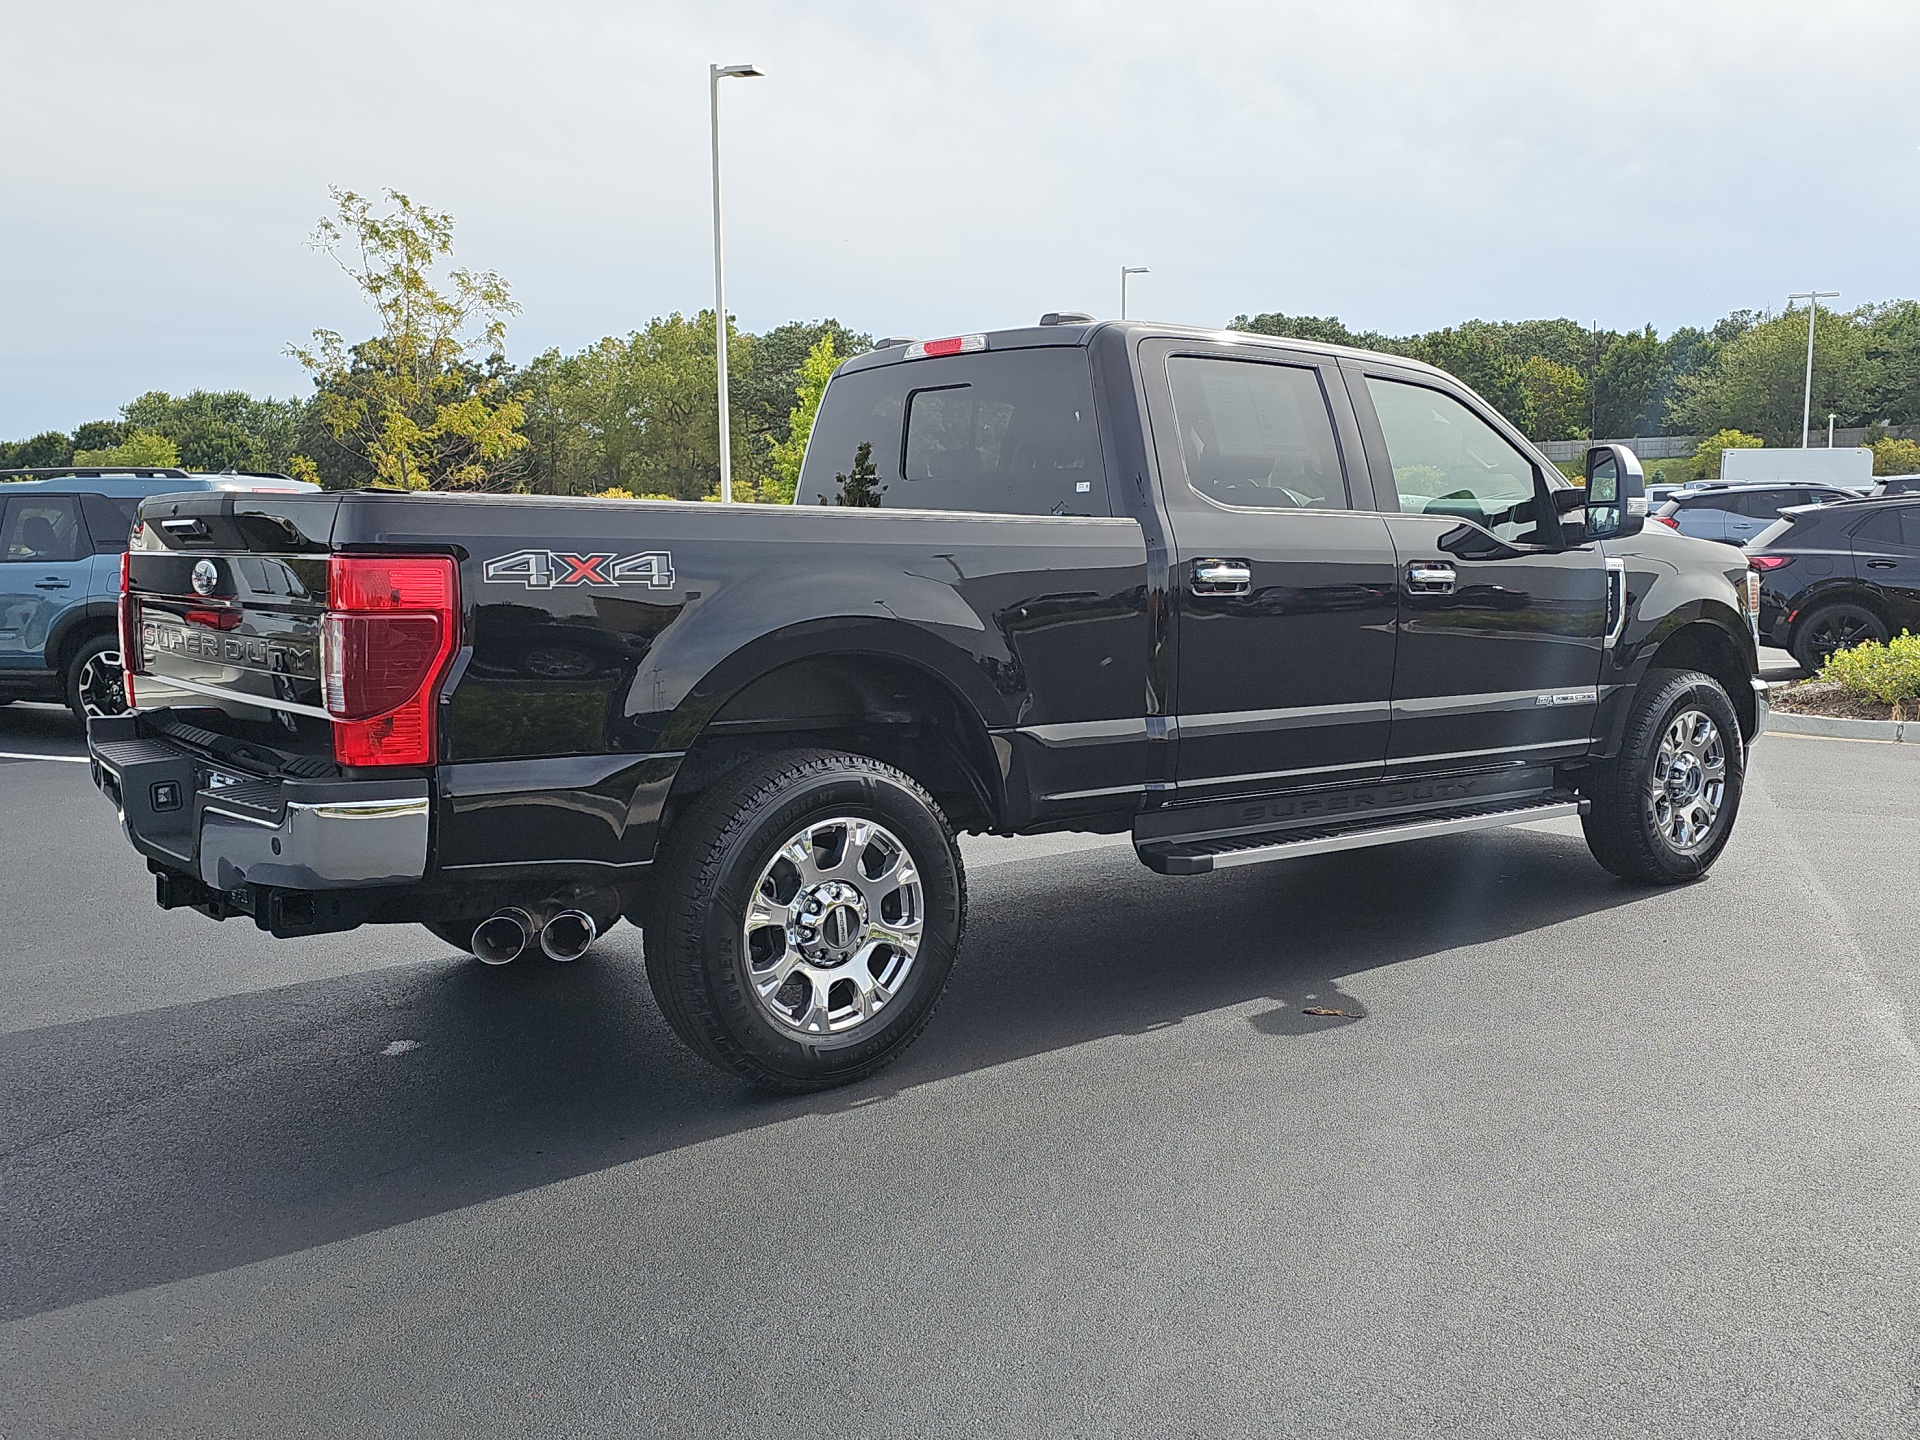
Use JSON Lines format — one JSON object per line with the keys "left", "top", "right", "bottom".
{"left": 66, "top": 634, "right": 128, "bottom": 727}
{"left": 642, "top": 748, "right": 966, "bottom": 1093}
{"left": 1791, "top": 602, "right": 1886, "bottom": 673}
{"left": 1581, "top": 669, "right": 1745, "bottom": 884}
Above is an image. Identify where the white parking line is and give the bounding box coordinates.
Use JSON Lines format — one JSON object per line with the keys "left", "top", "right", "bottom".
{"left": 0, "top": 751, "right": 91, "bottom": 764}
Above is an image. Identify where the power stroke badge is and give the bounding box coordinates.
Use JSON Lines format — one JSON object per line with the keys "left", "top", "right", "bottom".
{"left": 482, "top": 549, "right": 675, "bottom": 592}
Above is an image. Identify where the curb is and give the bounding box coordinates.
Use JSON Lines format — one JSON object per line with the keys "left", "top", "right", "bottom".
{"left": 1766, "top": 711, "right": 1910, "bottom": 743}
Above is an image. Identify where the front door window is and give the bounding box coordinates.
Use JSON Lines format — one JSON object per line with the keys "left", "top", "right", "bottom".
{"left": 1364, "top": 378, "right": 1548, "bottom": 546}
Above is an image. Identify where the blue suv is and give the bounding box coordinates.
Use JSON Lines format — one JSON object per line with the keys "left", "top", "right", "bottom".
{"left": 0, "top": 467, "right": 316, "bottom": 724}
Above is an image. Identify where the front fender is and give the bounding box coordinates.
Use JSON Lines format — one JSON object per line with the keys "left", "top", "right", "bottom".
{"left": 1592, "top": 534, "right": 1758, "bottom": 756}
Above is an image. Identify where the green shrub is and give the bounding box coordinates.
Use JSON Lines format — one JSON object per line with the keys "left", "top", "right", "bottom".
{"left": 1818, "top": 631, "right": 1920, "bottom": 714}
{"left": 1870, "top": 437, "right": 1920, "bottom": 477}
{"left": 72, "top": 429, "right": 181, "bottom": 468}
{"left": 1692, "top": 428, "right": 1763, "bottom": 480}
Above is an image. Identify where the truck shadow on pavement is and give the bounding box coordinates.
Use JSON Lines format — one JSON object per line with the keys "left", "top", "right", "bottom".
{"left": 2, "top": 823, "right": 1646, "bottom": 1321}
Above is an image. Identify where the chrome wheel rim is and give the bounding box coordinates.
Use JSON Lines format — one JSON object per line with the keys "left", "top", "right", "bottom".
{"left": 79, "top": 650, "right": 128, "bottom": 717}
{"left": 742, "top": 817, "right": 924, "bottom": 1037}
{"left": 1648, "top": 708, "right": 1726, "bottom": 853}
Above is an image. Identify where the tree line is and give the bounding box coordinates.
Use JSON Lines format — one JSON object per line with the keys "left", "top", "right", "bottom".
{"left": 7, "top": 188, "right": 1920, "bottom": 496}
{"left": 1232, "top": 304, "right": 1920, "bottom": 451}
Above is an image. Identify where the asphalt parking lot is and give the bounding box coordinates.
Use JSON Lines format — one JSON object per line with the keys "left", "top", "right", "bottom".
{"left": 2, "top": 696, "right": 1916, "bottom": 1439}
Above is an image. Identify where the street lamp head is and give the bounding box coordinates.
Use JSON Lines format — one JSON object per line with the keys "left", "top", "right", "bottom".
{"left": 1122, "top": 266, "right": 1150, "bottom": 275}
{"left": 713, "top": 63, "right": 763, "bottom": 79}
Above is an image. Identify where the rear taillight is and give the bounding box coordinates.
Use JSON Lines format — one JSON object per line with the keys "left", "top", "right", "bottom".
{"left": 321, "top": 555, "right": 458, "bottom": 768}
{"left": 117, "top": 548, "right": 138, "bottom": 708}
{"left": 1745, "top": 569, "right": 1762, "bottom": 638}
{"left": 1748, "top": 555, "right": 1792, "bottom": 571}
{"left": 1654, "top": 514, "right": 1680, "bottom": 529}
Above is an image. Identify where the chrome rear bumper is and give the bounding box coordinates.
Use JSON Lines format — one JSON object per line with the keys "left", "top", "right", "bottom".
{"left": 88, "top": 714, "right": 428, "bottom": 891}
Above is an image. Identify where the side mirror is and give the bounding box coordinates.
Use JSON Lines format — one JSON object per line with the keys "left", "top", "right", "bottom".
{"left": 1584, "top": 443, "right": 1645, "bottom": 540}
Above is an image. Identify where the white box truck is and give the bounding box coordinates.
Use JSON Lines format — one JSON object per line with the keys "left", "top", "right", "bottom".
{"left": 1719, "top": 446, "right": 1874, "bottom": 490}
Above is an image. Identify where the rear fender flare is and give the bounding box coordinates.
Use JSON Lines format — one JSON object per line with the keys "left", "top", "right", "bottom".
{"left": 628, "top": 564, "right": 1016, "bottom": 755}
{"left": 1782, "top": 581, "right": 1896, "bottom": 644}
{"left": 46, "top": 600, "right": 120, "bottom": 679}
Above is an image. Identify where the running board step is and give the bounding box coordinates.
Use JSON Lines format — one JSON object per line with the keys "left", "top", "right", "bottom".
{"left": 1137, "top": 798, "right": 1588, "bottom": 876}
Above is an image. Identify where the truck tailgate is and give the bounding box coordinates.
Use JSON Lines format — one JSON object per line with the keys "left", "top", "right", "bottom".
{"left": 128, "top": 491, "right": 342, "bottom": 729}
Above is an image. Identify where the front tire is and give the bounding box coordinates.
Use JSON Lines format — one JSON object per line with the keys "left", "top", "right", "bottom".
{"left": 643, "top": 749, "right": 966, "bottom": 1093}
{"left": 1582, "top": 669, "right": 1745, "bottom": 884}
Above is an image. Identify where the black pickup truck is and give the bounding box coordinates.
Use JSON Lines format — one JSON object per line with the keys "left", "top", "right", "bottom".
{"left": 90, "top": 320, "right": 1766, "bottom": 1090}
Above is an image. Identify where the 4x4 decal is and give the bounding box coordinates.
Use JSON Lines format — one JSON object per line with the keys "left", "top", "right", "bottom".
{"left": 482, "top": 548, "right": 676, "bottom": 591}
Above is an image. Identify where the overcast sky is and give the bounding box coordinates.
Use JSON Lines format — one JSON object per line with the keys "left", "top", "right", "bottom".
{"left": 4, "top": 0, "right": 1917, "bottom": 437}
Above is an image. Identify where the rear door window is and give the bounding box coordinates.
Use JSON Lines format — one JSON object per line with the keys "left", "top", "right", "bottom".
{"left": 0, "top": 495, "right": 86, "bottom": 562}
{"left": 1729, "top": 489, "right": 1779, "bottom": 518}
{"left": 1165, "top": 356, "right": 1348, "bottom": 510}
{"left": 799, "top": 348, "right": 1106, "bottom": 515}
{"left": 1853, "top": 505, "right": 1920, "bottom": 550}
{"left": 80, "top": 493, "right": 139, "bottom": 552}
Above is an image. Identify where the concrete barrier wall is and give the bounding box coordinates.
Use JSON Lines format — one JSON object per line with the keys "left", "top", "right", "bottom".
{"left": 1538, "top": 423, "right": 1920, "bottom": 465}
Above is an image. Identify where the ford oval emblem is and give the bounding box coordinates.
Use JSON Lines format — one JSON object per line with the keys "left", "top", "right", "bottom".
{"left": 191, "top": 559, "right": 219, "bottom": 596}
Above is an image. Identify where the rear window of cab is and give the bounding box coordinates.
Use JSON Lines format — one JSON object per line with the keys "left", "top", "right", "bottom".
{"left": 798, "top": 348, "right": 1109, "bottom": 517}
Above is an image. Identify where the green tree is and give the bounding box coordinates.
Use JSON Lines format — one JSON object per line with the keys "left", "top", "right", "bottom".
{"left": 819, "top": 440, "right": 884, "bottom": 506}
{"left": 1230, "top": 312, "right": 1406, "bottom": 352}
{"left": 73, "top": 429, "right": 182, "bottom": 467}
{"left": 1692, "top": 429, "right": 1764, "bottom": 479}
{"left": 1590, "top": 325, "right": 1663, "bottom": 437}
{"left": 517, "top": 312, "right": 757, "bottom": 500}
{"left": 765, "top": 335, "right": 842, "bottom": 504}
{"left": 1670, "top": 306, "right": 1867, "bottom": 444}
{"left": 289, "top": 187, "right": 529, "bottom": 490}
{"left": 1418, "top": 326, "right": 1530, "bottom": 429}
{"left": 120, "top": 390, "right": 305, "bottom": 473}
{"left": 1517, "top": 355, "right": 1588, "bottom": 441}
{"left": 733, "top": 319, "right": 869, "bottom": 459}
{"left": 1859, "top": 300, "right": 1920, "bottom": 426}
{"left": 0, "top": 431, "right": 76, "bottom": 470}
{"left": 71, "top": 420, "right": 127, "bottom": 453}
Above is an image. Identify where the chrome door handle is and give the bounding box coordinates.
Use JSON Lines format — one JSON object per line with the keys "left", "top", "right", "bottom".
{"left": 1193, "top": 559, "right": 1252, "bottom": 595}
{"left": 1406, "top": 562, "right": 1456, "bottom": 595}
{"left": 34, "top": 578, "right": 71, "bottom": 589}
{"left": 1867, "top": 559, "right": 1897, "bottom": 569}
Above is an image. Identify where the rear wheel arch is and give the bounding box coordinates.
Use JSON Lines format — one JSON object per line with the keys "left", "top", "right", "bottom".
{"left": 662, "top": 652, "right": 1006, "bottom": 845}
{"left": 47, "top": 603, "right": 119, "bottom": 686}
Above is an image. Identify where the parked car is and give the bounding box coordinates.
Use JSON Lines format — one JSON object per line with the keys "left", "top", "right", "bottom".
{"left": 0, "top": 467, "right": 314, "bottom": 722}
{"left": 1649, "top": 480, "right": 1859, "bottom": 546}
{"left": 1870, "top": 476, "right": 1920, "bottom": 498}
{"left": 89, "top": 320, "right": 1763, "bottom": 1092}
{"left": 1747, "top": 495, "right": 1920, "bottom": 669}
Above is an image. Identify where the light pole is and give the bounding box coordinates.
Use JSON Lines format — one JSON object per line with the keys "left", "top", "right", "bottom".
{"left": 710, "top": 61, "right": 763, "bottom": 502}
{"left": 1120, "top": 266, "right": 1149, "bottom": 319}
{"left": 1787, "top": 288, "right": 1839, "bottom": 449}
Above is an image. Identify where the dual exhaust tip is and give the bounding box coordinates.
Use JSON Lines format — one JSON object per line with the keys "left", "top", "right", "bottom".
{"left": 471, "top": 907, "right": 597, "bottom": 966}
